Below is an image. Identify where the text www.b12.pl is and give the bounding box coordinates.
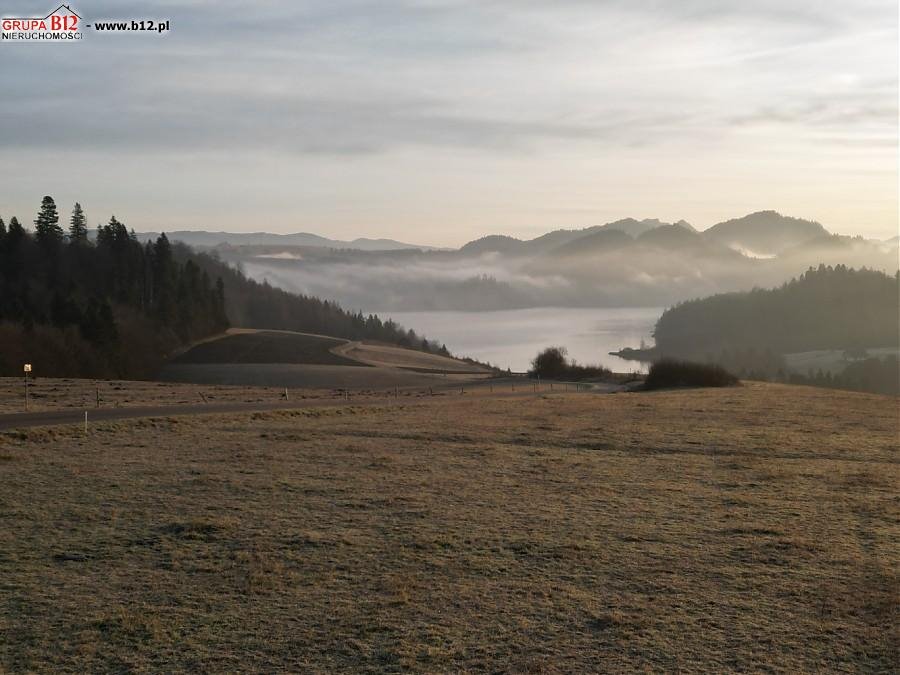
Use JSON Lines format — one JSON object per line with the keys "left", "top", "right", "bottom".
{"left": 91, "top": 20, "right": 170, "bottom": 33}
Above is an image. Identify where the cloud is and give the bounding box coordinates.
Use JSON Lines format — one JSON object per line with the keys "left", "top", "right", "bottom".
{"left": 0, "top": 0, "right": 896, "bottom": 240}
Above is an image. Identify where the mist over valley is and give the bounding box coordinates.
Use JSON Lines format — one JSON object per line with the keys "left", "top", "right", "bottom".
{"left": 170, "top": 211, "right": 899, "bottom": 315}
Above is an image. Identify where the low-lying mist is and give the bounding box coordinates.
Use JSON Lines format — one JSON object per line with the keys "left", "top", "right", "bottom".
{"left": 226, "top": 233, "right": 898, "bottom": 313}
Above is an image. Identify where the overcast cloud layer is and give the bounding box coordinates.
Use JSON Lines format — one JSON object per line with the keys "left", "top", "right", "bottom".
{"left": 1, "top": 0, "right": 896, "bottom": 245}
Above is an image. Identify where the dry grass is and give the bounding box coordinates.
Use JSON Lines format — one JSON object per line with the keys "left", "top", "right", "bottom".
{"left": 0, "top": 382, "right": 897, "bottom": 672}
{"left": 334, "top": 341, "right": 490, "bottom": 373}
{"left": 0, "top": 377, "right": 348, "bottom": 414}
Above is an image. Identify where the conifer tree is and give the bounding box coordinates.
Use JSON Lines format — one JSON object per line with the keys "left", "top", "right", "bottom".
{"left": 34, "top": 196, "right": 63, "bottom": 247}
{"left": 7, "top": 216, "right": 24, "bottom": 242}
{"left": 69, "top": 202, "right": 88, "bottom": 242}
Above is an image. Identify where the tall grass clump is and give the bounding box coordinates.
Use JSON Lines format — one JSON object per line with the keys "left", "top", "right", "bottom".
{"left": 644, "top": 359, "right": 739, "bottom": 390}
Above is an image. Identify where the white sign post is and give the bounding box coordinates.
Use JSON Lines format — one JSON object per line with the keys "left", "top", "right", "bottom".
{"left": 23, "top": 364, "right": 32, "bottom": 410}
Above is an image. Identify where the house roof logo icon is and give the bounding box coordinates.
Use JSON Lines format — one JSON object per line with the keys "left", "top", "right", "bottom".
{"left": 1, "top": 3, "right": 83, "bottom": 41}
{"left": 44, "top": 5, "right": 82, "bottom": 20}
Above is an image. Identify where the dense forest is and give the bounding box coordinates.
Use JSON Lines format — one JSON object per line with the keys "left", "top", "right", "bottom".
{"left": 176, "top": 243, "right": 450, "bottom": 354}
{"left": 649, "top": 266, "right": 899, "bottom": 395}
{"left": 0, "top": 197, "right": 447, "bottom": 378}
{"left": 654, "top": 266, "right": 899, "bottom": 356}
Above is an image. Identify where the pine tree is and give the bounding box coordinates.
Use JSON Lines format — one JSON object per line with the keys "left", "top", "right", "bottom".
{"left": 0, "top": 217, "right": 6, "bottom": 239}
{"left": 7, "top": 216, "right": 25, "bottom": 242}
{"left": 69, "top": 202, "right": 88, "bottom": 242}
{"left": 34, "top": 195, "right": 63, "bottom": 247}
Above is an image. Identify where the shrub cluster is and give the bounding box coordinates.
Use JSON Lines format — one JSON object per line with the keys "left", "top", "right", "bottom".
{"left": 643, "top": 359, "right": 739, "bottom": 390}
{"left": 529, "top": 346, "right": 612, "bottom": 381}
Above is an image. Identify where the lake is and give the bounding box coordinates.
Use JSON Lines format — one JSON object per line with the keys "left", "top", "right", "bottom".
{"left": 382, "top": 307, "right": 662, "bottom": 373}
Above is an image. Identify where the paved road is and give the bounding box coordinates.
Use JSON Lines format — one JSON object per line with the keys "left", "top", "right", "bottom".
{"left": 0, "top": 376, "right": 621, "bottom": 432}
{"left": 0, "top": 396, "right": 408, "bottom": 431}
{"left": 0, "top": 386, "right": 594, "bottom": 432}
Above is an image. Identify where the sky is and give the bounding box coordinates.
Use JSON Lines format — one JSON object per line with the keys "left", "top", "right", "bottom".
{"left": 1, "top": 0, "right": 897, "bottom": 247}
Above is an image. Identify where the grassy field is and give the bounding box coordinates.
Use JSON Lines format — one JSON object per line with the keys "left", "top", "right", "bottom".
{"left": 0, "top": 377, "right": 357, "bottom": 414}
{"left": 0, "top": 382, "right": 897, "bottom": 672}
{"left": 333, "top": 341, "right": 490, "bottom": 374}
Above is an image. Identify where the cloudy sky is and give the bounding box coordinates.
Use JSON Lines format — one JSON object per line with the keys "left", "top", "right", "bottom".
{"left": 1, "top": 0, "right": 897, "bottom": 246}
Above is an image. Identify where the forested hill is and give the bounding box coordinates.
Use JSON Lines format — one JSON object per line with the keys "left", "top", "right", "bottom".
{"left": 653, "top": 266, "right": 900, "bottom": 357}
{"left": 0, "top": 196, "right": 448, "bottom": 378}
{"left": 176, "top": 243, "right": 450, "bottom": 353}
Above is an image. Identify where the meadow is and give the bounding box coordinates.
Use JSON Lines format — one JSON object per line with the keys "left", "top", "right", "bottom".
{"left": 0, "top": 382, "right": 896, "bottom": 672}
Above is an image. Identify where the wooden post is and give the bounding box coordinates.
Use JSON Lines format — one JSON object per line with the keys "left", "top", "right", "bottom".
{"left": 84, "top": 411, "right": 88, "bottom": 434}
{"left": 284, "top": 387, "right": 289, "bottom": 401}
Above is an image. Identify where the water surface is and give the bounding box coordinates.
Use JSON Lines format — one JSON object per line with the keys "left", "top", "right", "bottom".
{"left": 384, "top": 307, "right": 661, "bottom": 372}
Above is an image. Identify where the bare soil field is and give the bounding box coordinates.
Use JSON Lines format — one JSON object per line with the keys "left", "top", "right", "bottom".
{"left": 0, "top": 382, "right": 897, "bottom": 672}
{"left": 160, "top": 329, "right": 491, "bottom": 389}
{"left": 174, "top": 330, "right": 364, "bottom": 367}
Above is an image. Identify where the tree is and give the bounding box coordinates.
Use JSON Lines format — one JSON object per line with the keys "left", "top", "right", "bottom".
{"left": 0, "top": 217, "right": 6, "bottom": 240}
{"left": 6, "top": 217, "right": 25, "bottom": 245}
{"left": 531, "top": 346, "right": 568, "bottom": 379}
{"left": 69, "top": 202, "right": 88, "bottom": 242}
{"left": 34, "top": 196, "right": 63, "bottom": 248}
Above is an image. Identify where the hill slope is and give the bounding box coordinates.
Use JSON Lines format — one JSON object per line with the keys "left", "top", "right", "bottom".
{"left": 654, "top": 265, "right": 899, "bottom": 355}
{"left": 2, "top": 383, "right": 895, "bottom": 671}
{"left": 703, "top": 210, "right": 829, "bottom": 256}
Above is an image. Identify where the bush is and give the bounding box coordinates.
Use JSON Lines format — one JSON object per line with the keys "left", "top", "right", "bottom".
{"left": 644, "top": 359, "right": 739, "bottom": 390}
{"left": 530, "top": 346, "right": 612, "bottom": 381}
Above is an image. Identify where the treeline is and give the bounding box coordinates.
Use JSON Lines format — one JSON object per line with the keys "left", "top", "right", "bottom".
{"left": 648, "top": 265, "right": 899, "bottom": 395}
{"left": 787, "top": 355, "right": 899, "bottom": 396}
{"left": 654, "top": 265, "right": 899, "bottom": 356}
{"left": 0, "top": 196, "right": 451, "bottom": 378}
{"left": 176, "top": 243, "right": 451, "bottom": 355}
{"left": 0, "top": 197, "right": 228, "bottom": 377}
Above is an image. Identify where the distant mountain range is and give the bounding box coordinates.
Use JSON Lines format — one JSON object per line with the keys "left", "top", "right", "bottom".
{"left": 128, "top": 230, "right": 440, "bottom": 251}
{"left": 460, "top": 211, "right": 831, "bottom": 259}
{"left": 160, "top": 211, "right": 899, "bottom": 312}
{"left": 136, "top": 211, "right": 870, "bottom": 260}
